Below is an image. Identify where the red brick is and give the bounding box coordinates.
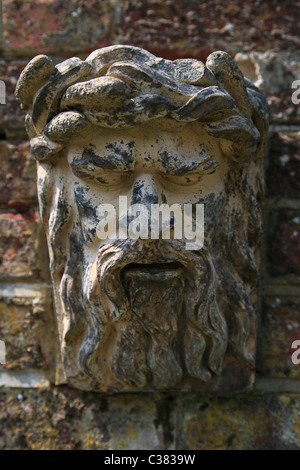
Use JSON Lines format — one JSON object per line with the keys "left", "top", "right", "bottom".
{"left": 122, "top": 0, "right": 300, "bottom": 61}
{"left": 3, "top": 0, "right": 121, "bottom": 58}
{"left": 0, "top": 61, "right": 27, "bottom": 134}
{"left": 0, "top": 212, "right": 46, "bottom": 279}
{"left": 0, "top": 140, "right": 37, "bottom": 210}
{"left": 0, "top": 290, "right": 52, "bottom": 370}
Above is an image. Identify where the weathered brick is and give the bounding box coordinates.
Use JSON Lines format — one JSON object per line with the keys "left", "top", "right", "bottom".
{"left": 0, "top": 140, "right": 37, "bottom": 209}
{"left": 122, "top": 0, "right": 300, "bottom": 61}
{"left": 267, "top": 208, "right": 300, "bottom": 276}
{"left": 0, "top": 212, "right": 47, "bottom": 279}
{"left": 2, "top": 0, "right": 122, "bottom": 58}
{"left": 267, "top": 132, "right": 300, "bottom": 198}
{"left": 257, "top": 299, "right": 300, "bottom": 380}
{"left": 0, "top": 285, "right": 54, "bottom": 371}
{"left": 0, "top": 61, "right": 27, "bottom": 135}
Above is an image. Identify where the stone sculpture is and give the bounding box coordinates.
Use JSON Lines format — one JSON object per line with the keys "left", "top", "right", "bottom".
{"left": 16, "top": 45, "right": 269, "bottom": 392}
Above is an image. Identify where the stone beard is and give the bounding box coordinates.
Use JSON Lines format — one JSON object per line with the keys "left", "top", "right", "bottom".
{"left": 16, "top": 46, "right": 269, "bottom": 392}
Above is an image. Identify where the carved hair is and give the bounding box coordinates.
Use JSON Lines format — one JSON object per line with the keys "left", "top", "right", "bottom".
{"left": 16, "top": 45, "right": 268, "bottom": 163}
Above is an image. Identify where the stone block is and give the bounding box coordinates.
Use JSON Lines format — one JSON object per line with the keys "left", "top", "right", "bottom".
{"left": 0, "top": 284, "right": 54, "bottom": 371}
{"left": 0, "top": 388, "right": 168, "bottom": 450}
{"left": 174, "top": 393, "right": 300, "bottom": 450}
{"left": 0, "top": 389, "right": 300, "bottom": 449}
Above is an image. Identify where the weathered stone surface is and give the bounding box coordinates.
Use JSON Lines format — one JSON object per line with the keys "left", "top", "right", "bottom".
{"left": 175, "top": 393, "right": 300, "bottom": 450}
{"left": 0, "top": 212, "right": 47, "bottom": 279}
{"left": 0, "top": 388, "right": 168, "bottom": 450}
{"left": 15, "top": 45, "right": 269, "bottom": 393}
{"left": 0, "top": 284, "right": 54, "bottom": 372}
{"left": 0, "top": 140, "right": 37, "bottom": 209}
{"left": 0, "top": 388, "right": 300, "bottom": 449}
{"left": 267, "top": 209, "right": 300, "bottom": 277}
{"left": 2, "top": 0, "right": 122, "bottom": 58}
{"left": 266, "top": 132, "right": 300, "bottom": 198}
{"left": 256, "top": 298, "right": 300, "bottom": 381}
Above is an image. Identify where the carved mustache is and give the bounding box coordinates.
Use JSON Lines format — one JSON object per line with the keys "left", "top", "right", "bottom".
{"left": 95, "top": 238, "right": 212, "bottom": 317}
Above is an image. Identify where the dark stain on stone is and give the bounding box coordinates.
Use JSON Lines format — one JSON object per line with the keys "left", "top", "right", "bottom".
{"left": 99, "top": 397, "right": 109, "bottom": 412}
{"left": 226, "top": 433, "right": 236, "bottom": 447}
{"left": 104, "top": 142, "right": 135, "bottom": 167}
{"left": 74, "top": 186, "right": 97, "bottom": 239}
{"left": 158, "top": 149, "right": 206, "bottom": 176}
{"left": 96, "top": 176, "right": 108, "bottom": 184}
{"left": 154, "top": 397, "right": 174, "bottom": 449}
{"left": 82, "top": 148, "right": 118, "bottom": 170}
{"left": 198, "top": 402, "right": 208, "bottom": 412}
{"left": 72, "top": 144, "right": 135, "bottom": 173}
{"left": 131, "top": 180, "right": 144, "bottom": 203}
{"left": 131, "top": 179, "right": 159, "bottom": 205}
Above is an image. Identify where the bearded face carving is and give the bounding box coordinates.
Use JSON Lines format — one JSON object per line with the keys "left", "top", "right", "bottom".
{"left": 16, "top": 46, "right": 269, "bottom": 392}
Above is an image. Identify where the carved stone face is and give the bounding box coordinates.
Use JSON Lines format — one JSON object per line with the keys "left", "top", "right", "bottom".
{"left": 67, "top": 120, "right": 226, "bottom": 243}
{"left": 16, "top": 46, "right": 269, "bottom": 392}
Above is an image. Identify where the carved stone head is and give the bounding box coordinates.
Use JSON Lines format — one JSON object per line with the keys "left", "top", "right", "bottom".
{"left": 16, "top": 46, "right": 268, "bottom": 392}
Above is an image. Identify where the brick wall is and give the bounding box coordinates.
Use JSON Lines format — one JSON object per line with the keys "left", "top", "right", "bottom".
{"left": 0, "top": 0, "right": 300, "bottom": 450}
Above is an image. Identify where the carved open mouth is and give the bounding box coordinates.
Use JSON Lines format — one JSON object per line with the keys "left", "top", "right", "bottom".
{"left": 121, "top": 261, "right": 183, "bottom": 282}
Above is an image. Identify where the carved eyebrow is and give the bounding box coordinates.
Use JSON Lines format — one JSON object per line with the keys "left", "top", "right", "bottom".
{"left": 157, "top": 150, "right": 218, "bottom": 175}
{"left": 70, "top": 146, "right": 135, "bottom": 171}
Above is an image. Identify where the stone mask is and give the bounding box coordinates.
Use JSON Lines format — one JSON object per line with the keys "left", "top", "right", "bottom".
{"left": 16, "top": 46, "right": 269, "bottom": 393}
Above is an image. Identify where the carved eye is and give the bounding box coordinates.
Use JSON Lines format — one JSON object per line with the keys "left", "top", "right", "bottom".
{"left": 94, "top": 171, "right": 133, "bottom": 190}
{"left": 71, "top": 164, "right": 133, "bottom": 190}
{"left": 159, "top": 173, "right": 202, "bottom": 188}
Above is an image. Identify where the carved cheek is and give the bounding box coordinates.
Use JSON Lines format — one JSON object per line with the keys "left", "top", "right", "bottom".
{"left": 73, "top": 186, "right": 100, "bottom": 243}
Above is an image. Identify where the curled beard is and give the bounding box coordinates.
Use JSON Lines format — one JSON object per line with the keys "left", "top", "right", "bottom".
{"left": 62, "top": 238, "right": 228, "bottom": 391}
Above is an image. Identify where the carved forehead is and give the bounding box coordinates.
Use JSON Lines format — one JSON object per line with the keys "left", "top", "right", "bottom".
{"left": 67, "top": 119, "right": 219, "bottom": 155}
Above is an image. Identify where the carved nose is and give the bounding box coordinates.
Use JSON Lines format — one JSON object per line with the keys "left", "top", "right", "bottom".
{"left": 125, "top": 174, "right": 160, "bottom": 239}
{"left": 130, "top": 174, "right": 159, "bottom": 208}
